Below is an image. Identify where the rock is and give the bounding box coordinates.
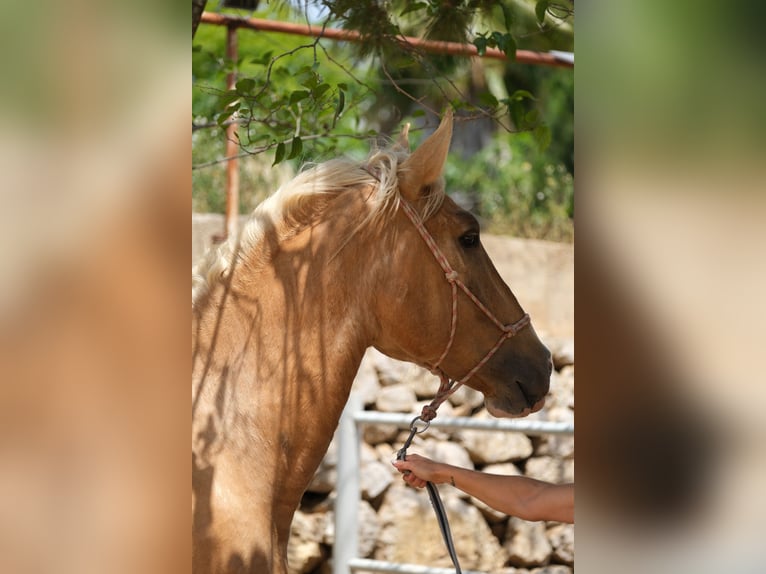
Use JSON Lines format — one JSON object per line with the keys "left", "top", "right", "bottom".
{"left": 357, "top": 500, "right": 382, "bottom": 558}
{"left": 546, "top": 368, "right": 574, "bottom": 411}
{"left": 374, "top": 442, "right": 397, "bottom": 464}
{"left": 546, "top": 523, "right": 574, "bottom": 565}
{"left": 530, "top": 566, "right": 572, "bottom": 574}
{"left": 323, "top": 500, "right": 380, "bottom": 559}
{"left": 287, "top": 510, "right": 326, "bottom": 574}
{"left": 376, "top": 483, "right": 508, "bottom": 571}
{"left": 407, "top": 367, "right": 442, "bottom": 399}
{"left": 363, "top": 423, "right": 400, "bottom": 446}
{"left": 563, "top": 459, "right": 574, "bottom": 482}
{"left": 549, "top": 338, "right": 574, "bottom": 370}
{"left": 447, "top": 384, "right": 485, "bottom": 410}
{"left": 458, "top": 410, "right": 534, "bottom": 464}
{"left": 534, "top": 434, "right": 574, "bottom": 458}
{"left": 351, "top": 354, "right": 381, "bottom": 407}
{"left": 360, "top": 442, "right": 378, "bottom": 463}
{"left": 483, "top": 462, "right": 523, "bottom": 476}
{"left": 504, "top": 516, "right": 552, "bottom": 567}
{"left": 375, "top": 383, "right": 417, "bottom": 412}
{"left": 548, "top": 406, "right": 574, "bottom": 424}
{"left": 360, "top": 459, "right": 394, "bottom": 501}
{"left": 307, "top": 437, "right": 337, "bottom": 494}
{"left": 419, "top": 438, "right": 474, "bottom": 471}
{"left": 524, "top": 456, "right": 571, "bottom": 484}
{"left": 307, "top": 464, "right": 336, "bottom": 494}
{"left": 369, "top": 350, "right": 413, "bottom": 386}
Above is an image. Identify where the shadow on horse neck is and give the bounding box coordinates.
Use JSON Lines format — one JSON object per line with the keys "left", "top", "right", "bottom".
{"left": 191, "top": 110, "right": 551, "bottom": 573}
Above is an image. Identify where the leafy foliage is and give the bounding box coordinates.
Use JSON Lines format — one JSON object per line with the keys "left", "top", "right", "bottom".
{"left": 192, "top": 1, "right": 574, "bottom": 241}
{"left": 445, "top": 132, "right": 573, "bottom": 241}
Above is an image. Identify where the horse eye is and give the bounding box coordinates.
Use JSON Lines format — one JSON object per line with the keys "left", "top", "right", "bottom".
{"left": 459, "top": 232, "right": 480, "bottom": 248}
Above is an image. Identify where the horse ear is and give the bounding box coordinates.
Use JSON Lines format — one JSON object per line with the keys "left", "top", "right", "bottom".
{"left": 398, "top": 108, "right": 453, "bottom": 201}
{"left": 394, "top": 122, "right": 411, "bottom": 152}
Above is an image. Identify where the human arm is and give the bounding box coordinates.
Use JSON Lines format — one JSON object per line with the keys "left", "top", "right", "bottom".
{"left": 393, "top": 453, "right": 574, "bottom": 523}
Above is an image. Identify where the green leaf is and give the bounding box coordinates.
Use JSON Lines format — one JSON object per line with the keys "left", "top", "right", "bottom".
{"left": 219, "top": 90, "right": 241, "bottom": 108}
{"left": 490, "top": 31, "right": 505, "bottom": 49}
{"left": 301, "top": 73, "right": 320, "bottom": 90}
{"left": 216, "top": 109, "right": 235, "bottom": 126}
{"left": 287, "top": 136, "right": 303, "bottom": 160}
{"left": 504, "top": 34, "right": 517, "bottom": 61}
{"left": 498, "top": 3, "right": 514, "bottom": 30}
{"left": 509, "top": 100, "right": 525, "bottom": 129}
{"left": 235, "top": 78, "right": 255, "bottom": 93}
{"left": 252, "top": 50, "right": 273, "bottom": 65}
{"left": 533, "top": 124, "right": 551, "bottom": 152}
{"left": 509, "top": 89, "right": 536, "bottom": 102}
{"left": 337, "top": 82, "right": 348, "bottom": 91}
{"left": 473, "top": 36, "right": 488, "bottom": 56}
{"left": 525, "top": 109, "right": 540, "bottom": 125}
{"left": 289, "top": 90, "right": 310, "bottom": 105}
{"left": 479, "top": 92, "right": 499, "bottom": 108}
{"left": 272, "top": 142, "right": 286, "bottom": 166}
{"left": 400, "top": 2, "right": 427, "bottom": 16}
{"left": 250, "top": 133, "right": 270, "bottom": 143}
{"left": 335, "top": 89, "right": 345, "bottom": 119}
{"left": 535, "top": 1, "right": 549, "bottom": 24}
{"left": 313, "top": 83, "right": 331, "bottom": 99}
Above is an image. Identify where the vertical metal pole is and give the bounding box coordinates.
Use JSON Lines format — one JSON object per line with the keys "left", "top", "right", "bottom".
{"left": 224, "top": 24, "right": 240, "bottom": 241}
{"left": 334, "top": 392, "right": 361, "bottom": 574}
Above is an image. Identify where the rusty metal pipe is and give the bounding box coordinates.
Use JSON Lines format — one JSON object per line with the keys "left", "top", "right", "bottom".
{"left": 199, "top": 12, "right": 573, "bottom": 69}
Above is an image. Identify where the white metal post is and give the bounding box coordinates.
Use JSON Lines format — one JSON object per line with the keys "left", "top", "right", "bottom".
{"left": 334, "top": 392, "right": 362, "bottom": 574}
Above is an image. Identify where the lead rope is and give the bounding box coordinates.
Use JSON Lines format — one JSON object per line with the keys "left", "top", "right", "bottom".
{"left": 393, "top": 198, "right": 532, "bottom": 573}
{"left": 396, "top": 407, "right": 463, "bottom": 573}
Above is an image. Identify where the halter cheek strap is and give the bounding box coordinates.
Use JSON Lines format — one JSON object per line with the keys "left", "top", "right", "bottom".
{"left": 398, "top": 199, "right": 531, "bottom": 422}
{"left": 394, "top": 198, "right": 532, "bottom": 574}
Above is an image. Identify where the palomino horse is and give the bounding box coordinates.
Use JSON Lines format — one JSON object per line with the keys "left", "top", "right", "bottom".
{"left": 192, "top": 110, "right": 552, "bottom": 573}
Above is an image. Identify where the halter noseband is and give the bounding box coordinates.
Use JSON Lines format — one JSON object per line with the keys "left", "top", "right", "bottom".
{"left": 398, "top": 198, "right": 531, "bottom": 422}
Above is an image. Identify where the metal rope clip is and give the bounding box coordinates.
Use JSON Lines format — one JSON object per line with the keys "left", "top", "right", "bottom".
{"left": 396, "top": 416, "right": 430, "bottom": 462}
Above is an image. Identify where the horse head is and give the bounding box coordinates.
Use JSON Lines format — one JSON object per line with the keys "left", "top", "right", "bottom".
{"left": 372, "top": 110, "right": 552, "bottom": 417}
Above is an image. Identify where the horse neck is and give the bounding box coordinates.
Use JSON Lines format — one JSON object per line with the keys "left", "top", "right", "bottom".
{"left": 193, "top": 192, "right": 381, "bottom": 541}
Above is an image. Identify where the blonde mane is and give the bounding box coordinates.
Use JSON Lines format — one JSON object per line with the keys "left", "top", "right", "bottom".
{"left": 192, "top": 143, "right": 445, "bottom": 308}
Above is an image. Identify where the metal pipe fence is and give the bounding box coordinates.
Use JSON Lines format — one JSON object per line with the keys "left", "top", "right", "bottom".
{"left": 333, "top": 393, "right": 574, "bottom": 574}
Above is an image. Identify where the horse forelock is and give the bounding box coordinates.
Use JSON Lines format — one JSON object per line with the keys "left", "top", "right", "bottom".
{"left": 191, "top": 143, "right": 445, "bottom": 308}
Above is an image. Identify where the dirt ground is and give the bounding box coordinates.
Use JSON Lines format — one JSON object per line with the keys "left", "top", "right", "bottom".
{"left": 192, "top": 214, "right": 573, "bottom": 339}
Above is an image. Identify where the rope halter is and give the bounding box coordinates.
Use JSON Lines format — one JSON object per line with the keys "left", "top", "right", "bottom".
{"left": 398, "top": 198, "right": 531, "bottom": 423}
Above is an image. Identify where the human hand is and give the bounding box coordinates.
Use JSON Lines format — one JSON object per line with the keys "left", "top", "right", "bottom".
{"left": 392, "top": 453, "right": 446, "bottom": 488}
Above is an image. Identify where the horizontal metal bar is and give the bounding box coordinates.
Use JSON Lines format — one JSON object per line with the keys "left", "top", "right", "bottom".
{"left": 348, "top": 558, "right": 484, "bottom": 574}
{"left": 200, "top": 12, "right": 573, "bottom": 69}
{"left": 353, "top": 411, "right": 573, "bottom": 435}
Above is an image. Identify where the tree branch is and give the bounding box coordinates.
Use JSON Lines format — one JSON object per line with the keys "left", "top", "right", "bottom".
{"left": 192, "top": 0, "right": 208, "bottom": 39}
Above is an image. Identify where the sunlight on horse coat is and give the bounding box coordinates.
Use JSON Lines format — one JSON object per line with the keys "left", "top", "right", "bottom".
{"left": 192, "top": 110, "right": 552, "bottom": 573}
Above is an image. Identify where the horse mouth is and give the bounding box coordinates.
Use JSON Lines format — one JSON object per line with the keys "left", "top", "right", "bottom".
{"left": 485, "top": 396, "right": 546, "bottom": 418}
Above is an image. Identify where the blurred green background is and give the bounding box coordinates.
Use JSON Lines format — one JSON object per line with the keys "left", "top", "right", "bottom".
{"left": 192, "top": 0, "right": 574, "bottom": 241}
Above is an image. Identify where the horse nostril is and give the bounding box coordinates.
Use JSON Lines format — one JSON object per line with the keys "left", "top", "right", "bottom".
{"left": 516, "top": 380, "right": 535, "bottom": 409}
